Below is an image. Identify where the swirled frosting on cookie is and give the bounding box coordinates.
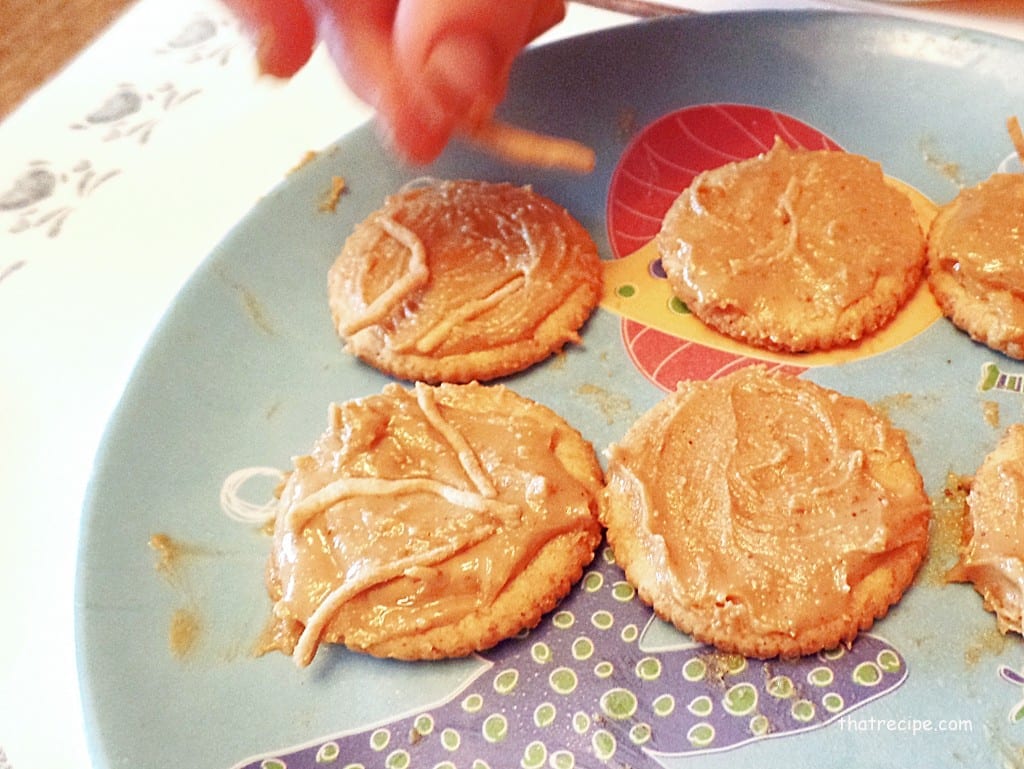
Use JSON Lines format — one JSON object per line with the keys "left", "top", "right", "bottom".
{"left": 600, "top": 367, "right": 931, "bottom": 659}
{"left": 657, "top": 139, "right": 926, "bottom": 353}
{"left": 264, "top": 382, "right": 603, "bottom": 666}
{"left": 328, "top": 179, "right": 602, "bottom": 382}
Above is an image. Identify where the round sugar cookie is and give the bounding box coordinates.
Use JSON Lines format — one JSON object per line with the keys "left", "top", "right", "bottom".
{"left": 600, "top": 366, "right": 931, "bottom": 659}
{"left": 328, "top": 179, "right": 602, "bottom": 383}
{"left": 265, "top": 381, "right": 604, "bottom": 666}
{"left": 948, "top": 423, "right": 1024, "bottom": 635}
{"left": 927, "top": 173, "right": 1024, "bottom": 359}
{"left": 657, "top": 139, "right": 927, "bottom": 353}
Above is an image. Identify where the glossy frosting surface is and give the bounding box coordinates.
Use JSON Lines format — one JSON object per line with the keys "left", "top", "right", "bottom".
{"left": 604, "top": 368, "right": 930, "bottom": 638}
{"left": 268, "top": 382, "right": 601, "bottom": 664}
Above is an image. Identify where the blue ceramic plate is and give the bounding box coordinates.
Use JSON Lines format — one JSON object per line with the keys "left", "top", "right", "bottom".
{"left": 78, "top": 12, "right": 1024, "bottom": 769}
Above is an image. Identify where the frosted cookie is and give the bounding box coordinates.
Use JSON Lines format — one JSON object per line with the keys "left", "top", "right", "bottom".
{"left": 927, "top": 173, "right": 1024, "bottom": 359}
{"left": 600, "top": 367, "right": 931, "bottom": 659}
{"left": 657, "top": 139, "right": 927, "bottom": 353}
{"left": 948, "top": 424, "right": 1024, "bottom": 635}
{"left": 328, "top": 179, "right": 602, "bottom": 383}
{"left": 263, "top": 381, "right": 604, "bottom": 666}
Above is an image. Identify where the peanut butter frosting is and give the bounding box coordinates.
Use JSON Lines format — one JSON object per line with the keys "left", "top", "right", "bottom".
{"left": 601, "top": 367, "right": 931, "bottom": 656}
{"left": 949, "top": 423, "right": 1024, "bottom": 635}
{"left": 266, "top": 382, "right": 602, "bottom": 666}
{"left": 927, "top": 173, "right": 1024, "bottom": 355}
{"left": 930, "top": 174, "right": 1024, "bottom": 294}
{"left": 657, "top": 139, "right": 926, "bottom": 353}
{"left": 328, "top": 179, "right": 602, "bottom": 382}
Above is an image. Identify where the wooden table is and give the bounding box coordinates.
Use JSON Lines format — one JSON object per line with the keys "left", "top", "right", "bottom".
{"left": 0, "top": 0, "right": 137, "bottom": 120}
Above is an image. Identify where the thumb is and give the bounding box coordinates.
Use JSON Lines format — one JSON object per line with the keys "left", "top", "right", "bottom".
{"left": 375, "top": 0, "right": 565, "bottom": 163}
{"left": 391, "top": 0, "right": 565, "bottom": 127}
{"left": 221, "top": 0, "right": 317, "bottom": 78}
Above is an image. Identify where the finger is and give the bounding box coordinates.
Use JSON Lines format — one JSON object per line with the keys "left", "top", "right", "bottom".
{"left": 222, "top": 0, "right": 317, "bottom": 78}
{"left": 525, "top": 0, "right": 569, "bottom": 43}
{"left": 309, "top": 0, "right": 400, "bottom": 107}
{"left": 393, "top": 0, "right": 565, "bottom": 114}
{"left": 382, "top": 0, "right": 566, "bottom": 162}
{"left": 311, "top": 0, "right": 447, "bottom": 163}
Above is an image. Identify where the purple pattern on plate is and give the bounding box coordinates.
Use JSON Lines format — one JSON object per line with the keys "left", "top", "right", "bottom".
{"left": 234, "top": 546, "right": 907, "bottom": 769}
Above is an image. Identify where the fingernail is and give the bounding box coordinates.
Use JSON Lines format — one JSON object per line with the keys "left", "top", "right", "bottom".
{"left": 376, "top": 95, "right": 449, "bottom": 166}
{"left": 423, "top": 30, "right": 501, "bottom": 117}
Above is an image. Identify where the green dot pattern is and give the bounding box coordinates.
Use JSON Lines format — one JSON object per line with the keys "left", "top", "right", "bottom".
{"left": 791, "top": 700, "right": 816, "bottom": 722}
{"left": 767, "top": 675, "right": 795, "bottom": 699}
{"left": 521, "top": 740, "right": 546, "bottom": 769}
{"left": 531, "top": 642, "right": 552, "bottom": 664}
{"left": 534, "top": 702, "right": 557, "bottom": 728}
{"left": 668, "top": 296, "right": 691, "bottom": 315}
{"left": 549, "top": 667, "right": 579, "bottom": 695}
{"left": 853, "top": 661, "right": 883, "bottom": 687}
{"left": 481, "top": 714, "right": 508, "bottom": 743}
{"left": 635, "top": 657, "right": 662, "bottom": 681}
{"left": 600, "top": 688, "right": 638, "bottom": 720}
{"left": 571, "top": 637, "right": 594, "bottom": 660}
{"left": 592, "top": 730, "right": 616, "bottom": 761}
{"left": 552, "top": 611, "right": 574, "bottom": 630}
{"left": 877, "top": 649, "right": 902, "bottom": 673}
{"left": 440, "top": 728, "right": 460, "bottom": 752}
{"left": 572, "top": 712, "right": 591, "bottom": 734}
{"left": 633, "top": 723, "right": 654, "bottom": 744}
{"left": 749, "top": 714, "right": 770, "bottom": 736}
{"left": 687, "top": 723, "right": 715, "bottom": 748}
{"left": 722, "top": 683, "right": 758, "bottom": 716}
{"left": 823, "top": 692, "right": 845, "bottom": 713}
{"left": 611, "top": 582, "right": 636, "bottom": 602}
{"left": 583, "top": 572, "right": 604, "bottom": 592}
{"left": 620, "top": 624, "right": 639, "bottom": 644}
{"left": 688, "top": 695, "right": 713, "bottom": 717}
{"left": 808, "top": 667, "right": 834, "bottom": 687}
{"left": 493, "top": 669, "right": 518, "bottom": 694}
{"left": 550, "top": 750, "right": 575, "bottom": 769}
{"left": 412, "top": 715, "right": 433, "bottom": 736}
{"left": 461, "top": 694, "right": 484, "bottom": 714}
{"left": 682, "top": 658, "right": 707, "bottom": 682}
{"left": 314, "top": 742, "right": 339, "bottom": 763}
{"left": 653, "top": 694, "right": 676, "bottom": 717}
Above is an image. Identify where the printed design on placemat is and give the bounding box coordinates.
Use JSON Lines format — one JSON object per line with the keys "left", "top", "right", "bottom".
{"left": 0, "top": 12, "right": 239, "bottom": 242}
{"left": 72, "top": 11, "right": 236, "bottom": 142}
{"left": 157, "top": 14, "right": 239, "bottom": 65}
{"left": 70, "top": 82, "right": 202, "bottom": 144}
{"left": 68, "top": 13, "right": 239, "bottom": 144}
{"left": 0, "top": 160, "right": 120, "bottom": 238}
{"left": 232, "top": 546, "right": 907, "bottom": 769}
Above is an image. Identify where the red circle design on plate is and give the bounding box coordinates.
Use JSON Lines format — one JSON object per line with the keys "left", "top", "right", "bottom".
{"left": 605, "top": 103, "right": 842, "bottom": 390}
